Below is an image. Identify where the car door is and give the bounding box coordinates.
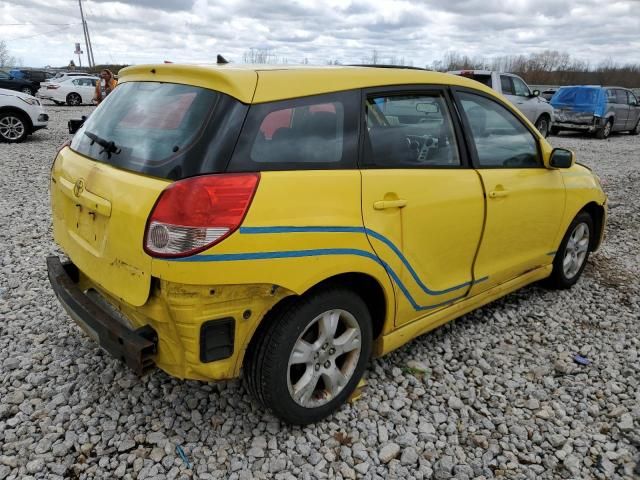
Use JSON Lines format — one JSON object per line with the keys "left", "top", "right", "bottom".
{"left": 360, "top": 88, "right": 485, "bottom": 326}
{"left": 612, "top": 89, "right": 629, "bottom": 131}
{"left": 78, "top": 78, "right": 96, "bottom": 103}
{"left": 500, "top": 75, "right": 535, "bottom": 123}
{"left": 0, "top": 71, "right": 14, "bottom": 90}
{"left": 453, "top": 89, "right": 565, "bottom": 295}
{"left": 624, "top": 90, "right": 640, "bottom": 130}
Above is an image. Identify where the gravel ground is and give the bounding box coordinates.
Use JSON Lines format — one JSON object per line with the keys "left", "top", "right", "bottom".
{"left": 1, "top": 103, "right": 639, "bottom": 480}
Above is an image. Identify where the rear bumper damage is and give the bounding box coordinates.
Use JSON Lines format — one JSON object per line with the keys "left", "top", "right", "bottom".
{"left": 46, "top": 256, "right": 158, "bottom": 375}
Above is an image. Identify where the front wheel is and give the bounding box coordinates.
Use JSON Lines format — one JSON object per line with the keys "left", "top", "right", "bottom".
{"left": 0, "top": 111, "right": 29, "bottom": 143}
{"left": 546, "top": 212, "right": 593, "bottom": 289}
{"left": 244, "top": 289, "right": 372, "bottom": 425}
{"left": 595, "top": 119, "right": 612, "bottom": 139}
{"left": 534, "top": 115, "right": 550, "bottom": 138}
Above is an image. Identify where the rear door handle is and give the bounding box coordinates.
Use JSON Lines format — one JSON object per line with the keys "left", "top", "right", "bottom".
{"left": 374, "top": 199, "right": 407, "bottom": 210}
{"left": 488, "top": 190, "right": 508, "bottom": 199}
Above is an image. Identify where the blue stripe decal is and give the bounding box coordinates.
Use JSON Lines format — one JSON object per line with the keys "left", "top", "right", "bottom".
{"left": 170, "top": 247, "right": 464, "bottom": 311}
{"left": 239, "top": 226, "right": 488, "bottom": 294}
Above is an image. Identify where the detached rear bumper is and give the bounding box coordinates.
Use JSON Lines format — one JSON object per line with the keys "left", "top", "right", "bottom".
{"left": 46, "top": 256, "right": 157, "bottom": 375}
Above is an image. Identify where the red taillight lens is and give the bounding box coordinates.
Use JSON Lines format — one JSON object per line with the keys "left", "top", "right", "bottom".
{"left": 144, "top": 173, "right": 260, "bottom": 258}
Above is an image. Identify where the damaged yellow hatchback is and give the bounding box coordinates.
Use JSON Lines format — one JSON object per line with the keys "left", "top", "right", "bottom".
{"left": 48, "top": 64, "right": 606, "bottom": 424}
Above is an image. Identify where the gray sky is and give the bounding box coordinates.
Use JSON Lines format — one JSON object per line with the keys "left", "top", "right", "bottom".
{"left": 1, "top": 0, "right": 639, "bottom": 68}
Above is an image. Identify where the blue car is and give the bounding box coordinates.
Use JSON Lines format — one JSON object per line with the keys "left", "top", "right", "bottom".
{"left": 550, "top": 86, "right": 640, "bottom": 139}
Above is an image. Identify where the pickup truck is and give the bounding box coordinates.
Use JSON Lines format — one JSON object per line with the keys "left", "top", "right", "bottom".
{"left": 448, "top": 70, "right": 554, "bottom": 137}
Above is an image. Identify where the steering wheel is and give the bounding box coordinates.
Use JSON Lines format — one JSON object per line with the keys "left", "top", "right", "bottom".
{"left": 405, "top": 135, "right": 436, "bottom": 163}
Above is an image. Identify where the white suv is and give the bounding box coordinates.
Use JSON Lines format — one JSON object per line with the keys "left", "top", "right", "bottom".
{"left": 0, "top": 88, "right": 48, "bottom": 143}
{"left": 448, "top": 70, "right": 554, "bottom": 137}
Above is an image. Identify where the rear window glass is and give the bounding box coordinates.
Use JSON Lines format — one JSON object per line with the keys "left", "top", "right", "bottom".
{"left": 228, "top": 90, "right": 359, "bottom": 171}
{"left": 457, "top": 72, "right": 492, "bottom": 87}
{"left": 70, "top": 82, "right": 248, "bottom": 180}
{"left": 554, "top": 88, "right": 600, "bottom": 105}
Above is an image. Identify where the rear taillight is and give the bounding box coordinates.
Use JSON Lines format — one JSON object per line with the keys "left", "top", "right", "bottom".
{"left": 144, "top": 173, "right": 260, "bottom": 258}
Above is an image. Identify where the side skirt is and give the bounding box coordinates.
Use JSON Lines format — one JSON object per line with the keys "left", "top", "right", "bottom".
{"left": 375, "top": 264, "right": 553, "bottom": 356}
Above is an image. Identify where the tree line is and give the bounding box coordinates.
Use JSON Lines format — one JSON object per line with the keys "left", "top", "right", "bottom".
{"left": 430, "top": 50, "right": 640, "bottom": 87}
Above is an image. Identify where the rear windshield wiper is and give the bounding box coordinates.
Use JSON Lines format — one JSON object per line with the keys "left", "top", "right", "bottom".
{"left": 84, "top": 131, "right": 121, "bottom": 159}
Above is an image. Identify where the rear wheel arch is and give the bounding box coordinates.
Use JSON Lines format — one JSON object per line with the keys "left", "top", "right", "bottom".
{"left": 0, "top": 106, "right": 33, "bottom": 132}
{"left": 241, "top": 272, "right": 388, "bottom": 373}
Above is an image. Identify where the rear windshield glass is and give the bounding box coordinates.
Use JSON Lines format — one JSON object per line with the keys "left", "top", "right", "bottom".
{"left": 553, "top": 87, "right": 599, "bottom": 105}
{"left": 70, "top": 82, "right": 248, "bottom": 180}
{"left": 457, "top": 73, "right": 492, "bottom": 87}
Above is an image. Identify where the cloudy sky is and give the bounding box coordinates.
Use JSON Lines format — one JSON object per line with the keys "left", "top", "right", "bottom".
{"left": 1, "top": 0, "right": 639, "bottom": 68}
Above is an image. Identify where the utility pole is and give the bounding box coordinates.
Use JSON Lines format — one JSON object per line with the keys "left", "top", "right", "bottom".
{"left": 78, "top": 0, "right": 95, "bottom": 68}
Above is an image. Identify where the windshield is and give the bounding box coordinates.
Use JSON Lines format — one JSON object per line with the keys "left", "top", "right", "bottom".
{"left": 70, "top": 82, "right": 248, "bottom": 180}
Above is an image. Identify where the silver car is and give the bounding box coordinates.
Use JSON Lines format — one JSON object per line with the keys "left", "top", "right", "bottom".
{"left": 448, "top": 70, "right": 554, "bottom": 137}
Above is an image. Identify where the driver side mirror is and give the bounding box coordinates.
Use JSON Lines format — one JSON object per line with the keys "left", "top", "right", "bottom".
{"left": 549, "top": 148, "right": 574, "bottom": 169}
{"left": 68, "top": 116, "right": 87, "bottom": 134}
{"left": 531, "top": 90, "right": 540, "bottom": 97}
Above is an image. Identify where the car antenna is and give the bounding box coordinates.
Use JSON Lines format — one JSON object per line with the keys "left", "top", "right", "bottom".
{"left": 217, "top": 54, "right": 229, "bottom": 64}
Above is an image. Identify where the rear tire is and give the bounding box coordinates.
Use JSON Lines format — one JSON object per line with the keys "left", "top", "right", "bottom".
{"left": 550, "top": 126, "right": 560, "bottom": 136}
{"left": 534, "top": 115, "right": 550, "bottom": 137}
{"left": 595, "top": 119, "right": 612, "bottom": 139}
{"left": 66, "top": 93, "right": 82, "bottom": 106}
{"left": 244, "top": 288, "right": 372, "bottom": 425}
{"left": 0, "top": 111, "right": 29, "bottom": 143}
{"left": 630, "top": 119, "right": 640, "bottom": 136}
{"left": 546, "top": 212, "right": 593, "bottom": 289}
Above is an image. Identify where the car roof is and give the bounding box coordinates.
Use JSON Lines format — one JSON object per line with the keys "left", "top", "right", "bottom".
{"left": 119, "top": 64, "right": 496, "bottom": 104}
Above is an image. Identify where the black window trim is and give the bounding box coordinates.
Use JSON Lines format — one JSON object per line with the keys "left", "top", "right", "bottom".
{"left": 358, "top": 84, "right": 471, "bottom": 170}
{"left": 450, "top": 86, "right": 544, "bottom": 170}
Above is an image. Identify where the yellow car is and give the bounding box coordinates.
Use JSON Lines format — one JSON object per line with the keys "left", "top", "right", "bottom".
{"left": 48, "top": 64, "right": 606, "bottom": 424}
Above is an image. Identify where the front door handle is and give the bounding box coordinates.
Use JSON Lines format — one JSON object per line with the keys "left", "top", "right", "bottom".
{"left": 488, "top": 190, "right": 509, "bottom": 199}
{"left": 374, "top": 199, "right": 407, "bottom": 210}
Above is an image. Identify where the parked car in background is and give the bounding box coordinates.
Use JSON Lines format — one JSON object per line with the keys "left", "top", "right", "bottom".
{"left": 541, "top": 88, "right": 558, "bottom": 101}
{"left": 46, "top": 71, "right": 97, "bottom": 84}
{"left": 551, "top": 86, "right": 640, "bottom": 138}
{"left": 38, "top": 76, "right": 98, "bottom": 106}
{"left": 448, "top": 70, "right": 554, "bottom": 137}
{"left": 0, "top": 88, "right": 48, "bottom": 142}
{"left": 48, "top": 64, "right": 606, "bottom": 424}
{"left": 0, "top": 70, "right": 38, "bottom": 96}
{"left": 9, "top": 69, "right": 55, "bottom": 92}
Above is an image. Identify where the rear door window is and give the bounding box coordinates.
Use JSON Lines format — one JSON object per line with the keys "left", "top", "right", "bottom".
{"left": 615, "top": 90, "right": 629, "bottom": 105}
{"left": 228, "top": 90, "right": 360, "bottom": 171}
{"left": 500, "top": 76, "right": 515, "bottom": 95}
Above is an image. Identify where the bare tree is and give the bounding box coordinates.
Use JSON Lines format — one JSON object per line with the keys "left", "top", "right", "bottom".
{"left": 0, "top": 41, "right": 18, "bottom": 68}
{"left": 243, "top": 48, "right": 278, "bottom": 64}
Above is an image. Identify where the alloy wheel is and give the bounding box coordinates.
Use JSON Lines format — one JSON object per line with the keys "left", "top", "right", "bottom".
{"left": 287, "top": 308, "right": 362, "bottom": 408}
{"left": 562, "top": 222, "right": 590, "bottom": 279}
{"left": 0, "top": 116, "right": 25, "bottom": 141}
{"left": 536, "top": 118, "right": 549, "bottom": 137}
{"left": 68, "top": 94, "right": 81, "bottom": 106}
